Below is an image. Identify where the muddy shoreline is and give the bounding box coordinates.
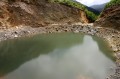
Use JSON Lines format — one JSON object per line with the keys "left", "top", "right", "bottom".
{"left": 0, "top": 23, "right": 120, "bottom": 79}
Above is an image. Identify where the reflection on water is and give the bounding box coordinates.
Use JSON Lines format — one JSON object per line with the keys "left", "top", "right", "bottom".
{"left": 0, "top": 33, "right": 116, "bottom": 79}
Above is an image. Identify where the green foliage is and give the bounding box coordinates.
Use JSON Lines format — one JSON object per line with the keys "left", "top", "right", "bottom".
{"left": 105, "top": 0, "right": 120, "bottom": 8}
{"left": 85, "top": 9, "right": 98, "bottom": 22}
{"left": 49, "top": 0, "right": 99, "bottom": 22}
{"left": 49, "top": 0, "right": 86, "bottom": 9}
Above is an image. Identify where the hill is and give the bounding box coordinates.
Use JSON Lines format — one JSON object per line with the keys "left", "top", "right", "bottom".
{"left": 105, "top": 0, "right": 120, "bottom": 8}
{"left": 0, "top": 0, "right": 89, "bottom": 28}
{"left": 94, "top": 0, "right": 120, "bottom": 30}
{"left": 90, "top": 3, "right": 107, "bottom": 12}
{"left": 86, "top": 6, "right": 100, "bottom": 14}
{"left": 50, "top": 0, "right": 99, "bottom": 22}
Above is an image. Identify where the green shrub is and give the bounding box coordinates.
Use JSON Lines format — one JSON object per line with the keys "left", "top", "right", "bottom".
{"left": 85, "top": 9, "right": 98, "bottom": 22}
{"left": 49, "top": 0, "right": 86, "bottom": 9}
{"left": 105, "top": 0, "right": 120, "bottom": 8}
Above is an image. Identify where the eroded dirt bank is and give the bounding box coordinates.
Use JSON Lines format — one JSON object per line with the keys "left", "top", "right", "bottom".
{"left": 94, "top": 4, "right": 120, "bottom": 31}
{"left": 0, "top": 0, "right": 89, "bottom": 29}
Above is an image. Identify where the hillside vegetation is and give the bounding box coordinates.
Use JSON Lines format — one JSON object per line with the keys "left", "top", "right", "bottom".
{"left": 49, "top": 0, "right": 99, "bottom": 22}
{"left": 105, "top": 0, "right": 120, "bottom": 8}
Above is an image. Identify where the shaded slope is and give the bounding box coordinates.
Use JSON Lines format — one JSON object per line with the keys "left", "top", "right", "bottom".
{"left": 94, "top": 0, "right": 120, "bottom": 30}
{"left": 86, "top": 6, "right": 100, "bottom": 14}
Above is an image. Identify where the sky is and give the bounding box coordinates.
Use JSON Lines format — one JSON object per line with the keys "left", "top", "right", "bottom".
{"left": 76, "top": 0, "right": 110, "bottom": 6}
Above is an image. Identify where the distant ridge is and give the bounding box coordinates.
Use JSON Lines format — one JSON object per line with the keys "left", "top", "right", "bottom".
{"left": 90, "top": 3, "right": 107, "bottom": 12}
{"left": 86, "top": 6, "right": 100, "bottom": 14}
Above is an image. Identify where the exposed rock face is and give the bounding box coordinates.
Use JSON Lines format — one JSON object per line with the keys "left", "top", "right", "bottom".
{"left": 0, "top": 0, "right": 89, "bottom": 28}
{"left": 94, "top": 5, "right": 120, "bottom": 30}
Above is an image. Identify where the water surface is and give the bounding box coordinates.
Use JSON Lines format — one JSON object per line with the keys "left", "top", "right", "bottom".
{"left": 0, "top": 33, "right": 116, "bottom": 79}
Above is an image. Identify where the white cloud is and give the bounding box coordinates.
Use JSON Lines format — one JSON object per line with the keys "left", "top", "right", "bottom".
{"left": 76, "top": 0, "right": 94, "bottom": 6}
{"left": 76, "top": 0, "right": 110, "bottom": 6}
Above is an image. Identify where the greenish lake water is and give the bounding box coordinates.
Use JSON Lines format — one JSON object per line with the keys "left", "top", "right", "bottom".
{"left": 0, "top": 33, "right": 116, "bottom": 79}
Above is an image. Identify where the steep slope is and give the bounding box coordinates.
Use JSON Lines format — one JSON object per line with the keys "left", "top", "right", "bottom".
{"left": 94, "top": 0, "right": 120, "bottom": 30}
{"left": 51, "top": 0, "right": 98, "bottom": 22}
{"left": 0, "top": 0, "right": 89, "bottom": 29}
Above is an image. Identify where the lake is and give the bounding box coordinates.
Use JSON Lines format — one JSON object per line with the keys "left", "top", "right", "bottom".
{"left": 0, "top": 33, "right": 116, "bottom": 79}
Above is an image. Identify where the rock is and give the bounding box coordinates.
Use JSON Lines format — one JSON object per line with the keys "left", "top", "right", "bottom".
{"left": 14, "top": 34, "right": 18, "bottom": 37}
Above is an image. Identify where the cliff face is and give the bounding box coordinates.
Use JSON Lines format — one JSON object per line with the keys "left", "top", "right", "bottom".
{"left": 94, "top": 4, "right": 120, "bottom": 30}
{"left": 0, "top": 0, "right": 89, "bottom": 28}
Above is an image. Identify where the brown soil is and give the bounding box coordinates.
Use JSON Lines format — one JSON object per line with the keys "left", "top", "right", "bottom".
{"left": 94, "top": 4, "right": 120, "bottom": 30}
{"left": 0, "top": 0, "right": 89, "bottom": 29}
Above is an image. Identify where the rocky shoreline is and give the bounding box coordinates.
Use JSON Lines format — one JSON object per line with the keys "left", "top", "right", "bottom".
{"left": 0, "top": 23, "right": 120, "bottom": 79}
{"left": 0, "top": 23, "right": 120, "bottom": 51}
